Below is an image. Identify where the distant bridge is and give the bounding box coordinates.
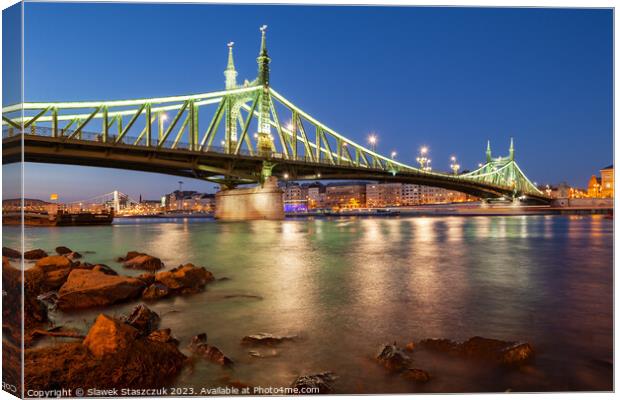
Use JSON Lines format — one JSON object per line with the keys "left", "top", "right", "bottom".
{"left": 2, "top": 26, "right": 550, "bottom": 204}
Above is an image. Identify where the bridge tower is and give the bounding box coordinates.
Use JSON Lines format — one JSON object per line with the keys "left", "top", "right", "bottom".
{"left": 224, "top": 42, "right": 240, "bottom": 148}
{"left": 255, "top": 25, "right": 275, "bottom": 158}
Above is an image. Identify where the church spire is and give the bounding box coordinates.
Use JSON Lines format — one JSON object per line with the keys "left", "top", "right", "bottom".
{"left": 257, "top": 25, "right": 271, "bottom": 86}
{"left": 509, "top": 137, "right": 514, "bottom": 161}
{"left": 224, "top": 42, "right": 238, "bottom": 90}
{"left": 486, "top": 140, "right": 492, "bottom": 163}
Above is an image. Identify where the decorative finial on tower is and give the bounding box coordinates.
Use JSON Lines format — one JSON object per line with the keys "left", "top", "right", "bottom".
{"left": 224, "top": 41, "right": 238, "bottom": 89}
{"left": 486, "top": 140, "right": 492, "bottom": 163}
{"left": 509, "top": 137, "right": 514, "bottom": 161}
{"left": 257, "top": 25, "right": 271, "bottom": 86}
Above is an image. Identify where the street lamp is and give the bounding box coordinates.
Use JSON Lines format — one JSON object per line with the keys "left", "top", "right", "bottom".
{"left": 391, "top": 151, "right": 397, "bottom": 159}
{"left": 450, "top": 156, "right": 460, "bottom": 175}
{"left": 158, "top": 113, "right": 168, "bottom": 141}
{"left": 368, "top": 134, "right": 377, "bottom": 151}
{"left": 416, "top": 146, "right": 431, "bottom": 171}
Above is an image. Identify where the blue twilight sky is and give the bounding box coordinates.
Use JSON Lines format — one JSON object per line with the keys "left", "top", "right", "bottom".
{"left": 4, "top": 3, "right": 613, "bottom": 201}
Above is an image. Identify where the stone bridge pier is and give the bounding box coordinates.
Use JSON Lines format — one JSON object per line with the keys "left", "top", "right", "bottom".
{"left": 215, "top": 176, "right": 284, "bottom": 220}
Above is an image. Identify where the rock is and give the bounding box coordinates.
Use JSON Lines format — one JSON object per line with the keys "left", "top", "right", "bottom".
{"left": 402, "top": 368, "right": 431, "bottom": 383}
{"left": 148, "top": 329, "right": 178, "bottom": 345}
{"left": 123, "top": 255, "right": 164, "bottom": 272}
{"left": 155, "top": 263, "right": 214, "bottom": 293}
{"left": 26, "top": 255, "right": 76, "bottom": 291}
{"left": 92, "top": 264, "right": 118, "bottom": 276}
{"left": 191, "top": 333, "right": 208, "bottom": 346}
{"left": 377, "top": 344, "right": 411, "bottom": 371}
{"left": 241, "top": 333, "right": 297, "bottom": 346}
{"left": 248, "top": 349, "right": 278, "bottom": 358}
{"left": 24, "top": 249, "right": 48, "bottom": 260}
{"left": 57, "top": 269, "right": 146, "bottom": 310}
{"left": 137, "top": 273, "right": 155, "bottom": 285}
{"left": 66, "top": 251, "right": 82, "bottom": 260}
{"left": 500, "top": 342, "right": 535, "bottom": 365}
{"left": 419, "top": 336, "right": 535, "bottom": 365}
{"left": 25, "top": 317, "right": 186, "bottom": 391}
{"left": 3, "top": 247, "right": 21, "bottom": 259}
{"left": 291, "top": 372, "right": 337, "bottom": 394}
{"left": 121, "top": 304, "right": 160, "bottom": 336}
{"left": 142, "top": 283, "right": 170, "bottom": 300}
{"left": 189, "top": 332, "right": 233, "bottom": 367}
{"left": 117, "top": 251, "right": 144, "bottom": 262}
{"left": 55, "top": 246, "right": 73, "bottom": 255}
{"left": 405, "top": 342, "right": 416, "bottom": 352}
{"left": 83, "top": 314, "right": 139, "bottom": 358}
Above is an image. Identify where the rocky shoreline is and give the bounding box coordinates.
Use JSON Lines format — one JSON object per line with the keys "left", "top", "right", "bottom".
{"left": 3, "top": 245, "right": 537, "bottom": 395}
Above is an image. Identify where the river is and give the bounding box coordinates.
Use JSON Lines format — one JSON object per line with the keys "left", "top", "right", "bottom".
{"left": 5, "top": 215, "right": 613, "bottom": 393}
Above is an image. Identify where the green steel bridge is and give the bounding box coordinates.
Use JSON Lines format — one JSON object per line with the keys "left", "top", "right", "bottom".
{"left": 2, "top": 26, "right": 550, "bottom": 204}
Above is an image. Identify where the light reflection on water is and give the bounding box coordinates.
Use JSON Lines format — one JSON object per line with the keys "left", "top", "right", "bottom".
{"left": 6, "top": 215, "right": 613, "bottom": 393}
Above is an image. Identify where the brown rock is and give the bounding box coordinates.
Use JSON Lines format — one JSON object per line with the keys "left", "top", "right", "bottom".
{"left": 291, "top": 372, "right": 337, "bottom": 394}
{"left": 376, "top": 344, "right": 411, "bottom": 371}
{"left": 55, "top": 246, "right": 73, "bottom": 255}
{"left": 34, "top": 255, "right": 74, "bottom": 271}
{"left": 121, "top": 304, "right": 160, "bottom": 336}
{"left": 24, "top": 249, "right": 48, "bottom": 260}
{"left": 116, "top": 251, "right": 145, "bottom": 262}
{"left": 500, "top": 342, "right": 535, "bottom": 365}
{"left": 57, "top": 269, "right": 146, "bottom": 310}
{"left": 402, "top": 368, "right": 431, "bottom": 383}
{"left": 241, "top": 332, "right": 297, "bottom": 346}
{"left": 189, "top": 332, "right": 233, "bottom": 367}
{"left": 3, "top": 247, "right": 21, "bottom": 259}
{"left": 405, "top": 342, "right": 416, "bottom": 352}
{"left": 142, "top": 283, "right": 170, "bottom": 300}
{"left": 92, "top": 264, "right": 118, "bottom": 276}
{"left": 83, "top": 314, "right": 139, "bottom": 358}
{"left": 137, "top": 273, "right": 155, "bottom": 285}
{"left": 155, "top": 263, "right": 214, "bottom": 293}
{"left": 66, "top": 251, "right": 82, "bottom": 260}
{"left": 148, "top": 329, "right": 178, "bottom": 345}
{"left": 123, "top": 255, "right": 164, "bottom": 271}
{"left": 419, "top": 336, "right": 535, "bottom": 365}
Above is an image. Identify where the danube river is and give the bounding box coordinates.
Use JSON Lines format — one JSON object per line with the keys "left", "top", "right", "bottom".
{"left": 8, "top": 215, "right": 613, "bottom": 393}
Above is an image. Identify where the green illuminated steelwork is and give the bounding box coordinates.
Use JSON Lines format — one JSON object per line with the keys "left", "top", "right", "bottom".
{"left": 1, "top": 27, "right": 546, "bottom": 201}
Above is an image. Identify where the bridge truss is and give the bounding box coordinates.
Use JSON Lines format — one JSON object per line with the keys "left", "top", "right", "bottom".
{"left": 2, "top": 27, "right": 548, "bottom": 203}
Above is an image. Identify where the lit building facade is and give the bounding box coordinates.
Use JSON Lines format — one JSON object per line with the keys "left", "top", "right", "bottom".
{"left": 366, "top": 183, "right": 402, "bottom": 207}
{"left": 325, "top": 183, "right": 366, "bottom": 209}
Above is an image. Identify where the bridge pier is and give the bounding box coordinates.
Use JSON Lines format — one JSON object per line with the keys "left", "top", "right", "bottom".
{"left": 215, "top": 176, "right": 284, "bottom": 221}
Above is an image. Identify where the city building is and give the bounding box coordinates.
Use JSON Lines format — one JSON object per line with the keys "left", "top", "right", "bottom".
{"left": 600, "top": 165, "right": 614, "bottom": 197}
{"left": 306, "top": 182, "right": 326, "bottom": 209}
{"left": 282, "top": 182, "right": 308, "bottom": 212}
{"left": 587, "top": 165, "right": 614, "bottom": 198}
{"left": 324, "top": 182, "right": 367, "bottom": 209}
{"left": 366, "top": 183, "right": 402, "bottom": 207}
{"left": 163, "top": 190, "right": 215, "bottom": 212}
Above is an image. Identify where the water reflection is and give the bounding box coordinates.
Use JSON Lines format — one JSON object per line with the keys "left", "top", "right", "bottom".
{"left": 7, "top": 215, "right": 612, "bottom": 393}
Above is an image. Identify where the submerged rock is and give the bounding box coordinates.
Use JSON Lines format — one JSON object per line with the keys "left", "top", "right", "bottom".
{"left": 291, "top": 372, "right": 337, "bottom": 394}
{"left": 402, "top": 368, "right": 431, "bottom": 383}
{"left": 123, "top": 255, "right": 164, "bottom": 272}
{"left": 27, "top": 255, "right": 77, "bottom": 291}
{"left": 189, "top": 332, "right": 233, "bottom": 367}
{"left": 137, "top": 273, "right": 156, "bottom": 286}
{"left": 155, "top": 263, "right": 214, "bottom": 294}
{"left": 3, "top": 247, "right": 21, "bottom": 259}
{"left": 57, "top": 269, "right": 146, "bottom": 310}
{"left": 24, "top": 249, "right": 48, "bottom": 260}
{"left": 148, "top": 329, "right": 178, "bottom": 345}
{"left": 376, "top": 343, "right": 411, "bottom": 371}
{"left": 419, "top": 336, "right": 535, "bottom": 365}
{"left": 121, "top": 304, "right": 160, "bottom": 336}
{"left": 116, "top": 251, "right": 144, "bottom": 262}
{"left": 55, "top": 246, "right": 73, "bottom": 255}
{"left": 241, "top": 333, "right": 297, "bottom": 346}
{"left": 142, "top": 283, "right": 170, "bottom": 300}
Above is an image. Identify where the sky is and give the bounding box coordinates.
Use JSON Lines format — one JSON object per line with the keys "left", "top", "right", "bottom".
{"left": 3, "top": 3, "right": 613, "bottom": 201}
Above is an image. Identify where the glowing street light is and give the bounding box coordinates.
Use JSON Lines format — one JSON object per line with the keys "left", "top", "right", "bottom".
{"left": 283, "top": 173, "right": 289, "bottom": 179}
{"left": 390, "top": 151, "right": 397, "bottom": 159}
{"left": 416, "top": 146, "right": 431, "bottom": 171}
{"left": 158, "top": 112, "right": 168, "bottom": 140}
{"left": 450, "top": 156, "right": 460, "bottom": 175}
{"left": 368, "top": 134, "right": 377, "bottom": 151}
